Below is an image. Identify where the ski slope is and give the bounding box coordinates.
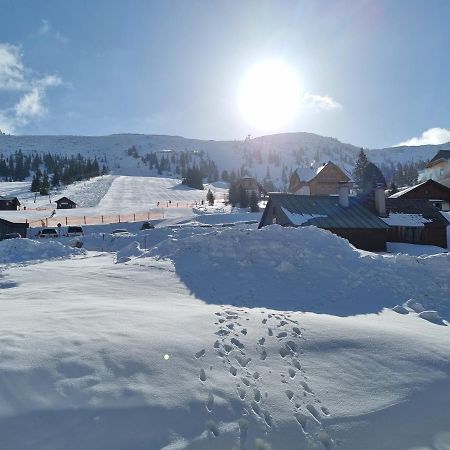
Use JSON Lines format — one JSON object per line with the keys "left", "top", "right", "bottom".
{"left": 0, "top": 176, "right": 230, "bottom": 226}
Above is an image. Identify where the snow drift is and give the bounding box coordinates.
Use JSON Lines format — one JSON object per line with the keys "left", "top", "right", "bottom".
{"left": 146, "top": 225, "right": 450, "bottom": 319}
{"left": 0, "top": 238, "right": 86, "bottom": 265}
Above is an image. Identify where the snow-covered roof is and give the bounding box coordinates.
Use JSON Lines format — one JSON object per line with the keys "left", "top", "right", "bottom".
{"left": 380, "top": 213, "right": 432, "bottom": 227}
{"left": 294, "top": 167, "right": 317, "bottom": 182}
{"left": 281, "top": 207, "right": 327, "bottom": 226}
{"left": 389, "top": 179, "right": 450, "bottom": 198}
{"left": 266, "top": 193, "right": 388, "bottom": 229}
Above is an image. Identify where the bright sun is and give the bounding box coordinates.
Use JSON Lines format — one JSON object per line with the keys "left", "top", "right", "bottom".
{"left": 238, "top": 60, "right": 300, "bottom": 131}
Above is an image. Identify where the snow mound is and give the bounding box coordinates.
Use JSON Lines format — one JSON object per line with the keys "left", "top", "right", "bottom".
{"left": 0, "top": 239, "right": 86, "bottom": 265}
{"left": 116, "top": 241, "right": 146, "bottom": 263}
{"left": 148, "top": 225, "right": 450, "bottom": 318}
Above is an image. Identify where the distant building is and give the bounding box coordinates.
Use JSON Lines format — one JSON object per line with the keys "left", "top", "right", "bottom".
{"left": 389, "top": 179, "right": 450, "bottom": 211}
{"left": 0, "top": 217, "right": 29, "bottom": 238}
{"left": 55, "top": 197, "right": 77, "bottom": 209}
{"left": 289, "top": 162, "right": 352, "bottom": 195}
{"left": 235, "top": 177, "right": 266, "bottom": 198}
{"left": 419, "top": 150, "right": 450, "bottom": 187}
{"left": 363, "top": 188, "right": 449, "bottom": 249}
{"left": 259, "top": 185, "right": 388, "bottom": 252}
{"left": 0, "top": 196, "right": 20, "bottom": 210}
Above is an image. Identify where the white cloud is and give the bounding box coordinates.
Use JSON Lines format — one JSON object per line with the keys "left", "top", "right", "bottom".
{"left": 302, "top": 93, "right": 342, "bottom": 111}
{"left": 397, "top": 128, "right": 450, "bottom": 146}
{"left": 14, "top": 87, "right": 46, "bottom": 118}
{"left": 0, "top": 43, "right": 26, "bottom": 90}
{"left": 0, "top": 42, "right": 63, "bottom": 134}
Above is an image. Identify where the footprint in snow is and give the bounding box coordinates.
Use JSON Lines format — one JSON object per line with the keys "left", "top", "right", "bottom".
{"left": 199, "top": 369, "right": 207, "bottom": 382}
{"left": 206, "top": 393, "right": 214, "bottom": 412}
{"left": 231, "top": 337, "right": 245, "bottom": 349}
{"left": 306, "top": 404, "right": 322, "bottom": 423}
{"left": 195, "top": 349, "right": 206, "bottom": 359}
{"left": 300, "top": 381, "right": 314, "bottom": 394}
{"left": 206, "top": 420, "right": 220, "bottom": 437}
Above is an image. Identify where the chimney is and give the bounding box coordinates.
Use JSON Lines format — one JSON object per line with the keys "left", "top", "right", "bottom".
{"left": 374, "top": 184, "right": 386, "bottom": 216}
{"left": 338, "top": 182, "right": 350, "bottom": 207}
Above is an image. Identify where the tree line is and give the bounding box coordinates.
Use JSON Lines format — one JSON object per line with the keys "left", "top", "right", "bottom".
{"left": 0, "top": 150, "right": 108, "bottom": 194}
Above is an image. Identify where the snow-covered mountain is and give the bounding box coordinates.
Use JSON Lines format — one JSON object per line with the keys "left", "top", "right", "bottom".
{"left": 1, "top": 132, "right": 449, "bottom": 182}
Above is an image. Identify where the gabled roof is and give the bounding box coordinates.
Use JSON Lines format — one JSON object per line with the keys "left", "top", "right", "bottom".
{"left": 294, "top": 167, "right": 317, "bottom": 183}
{"left": 0, "top": 195, "right": 20, "bottom": 204}
{"left": 268, "top": 193, "right": 388, "bottom": 229}
{"left": 55, "top": 196, "right": 76, "bottom": 204}
{"left": 362, "top": 195, "right": 449, "bottom": 225}
{"left": 389, "top": 179, "right": 450, "bottom": 198}
{"left": 385, "top": 198, "right": 449, "bottom": 225}
{"left": 294, "top": 161, "right": 352, "bottom": 183}
{"left": 427, "top": 150, "right": 450, "bottom": 167}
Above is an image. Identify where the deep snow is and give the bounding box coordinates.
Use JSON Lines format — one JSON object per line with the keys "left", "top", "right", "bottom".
{"left": 1, "top": 175, "right": 450, "bottom": 450}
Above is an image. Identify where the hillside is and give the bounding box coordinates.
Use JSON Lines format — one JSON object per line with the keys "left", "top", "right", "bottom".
{"left": 1, "top": 132, "right": 449, "bottom": 188}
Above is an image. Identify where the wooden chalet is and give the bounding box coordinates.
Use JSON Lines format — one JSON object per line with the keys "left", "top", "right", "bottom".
{"left": 289, "top": 162, "right": 353, "bottom": 195}
{"left": 419, "top": 150, "right": 450, "bottom": 187}
{"left": 0, "top": 217, "right": 29, "bottom": 239}
{"left": 55, "top": 197, "right": 77, "bottom": 209}
{"left": 389, "top": 179, "right": 450, "bottom": 211}
{"left": 259, "top": 187, "right": 388, "bottom": 251}
{"left": 363, "top": 189, "right": 450, "bottom": 248}
{"left": 0, "top": 195, "right": 20, "bottom": 210}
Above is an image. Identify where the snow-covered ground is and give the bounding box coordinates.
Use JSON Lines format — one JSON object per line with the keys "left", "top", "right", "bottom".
{"left": 0, "top": 176, "right": 231, "bottom": 227}
{"left": 1, "top": 176, "right": 450, "bottom": 449}
{"left": 1, "top": 223, "right": 449, "bottom": 450}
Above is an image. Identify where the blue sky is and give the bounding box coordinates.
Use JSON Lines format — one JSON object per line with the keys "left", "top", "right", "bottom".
{"left": 0, "top": 0, "right": 449, "bottom": 148}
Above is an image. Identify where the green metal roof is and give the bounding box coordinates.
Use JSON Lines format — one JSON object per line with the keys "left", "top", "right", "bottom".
{"left": 269, "top": 193, "right": 388, "bottom": 229}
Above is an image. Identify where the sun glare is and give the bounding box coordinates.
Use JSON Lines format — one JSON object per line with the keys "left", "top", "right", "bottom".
{"left": 238, "top": 60, "right": 300, "bottom": 131}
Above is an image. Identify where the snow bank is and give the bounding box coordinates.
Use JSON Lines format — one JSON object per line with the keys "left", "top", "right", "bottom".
{"left": 0, "top": 238, "right": 86, "bottom": 265}
{"left": 147, "top": 225, "right": 450, "bottom": 318}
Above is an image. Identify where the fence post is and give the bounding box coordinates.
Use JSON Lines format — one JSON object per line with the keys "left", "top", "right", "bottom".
{"left": 147, "top": 212, "right": 150, "bottom": 220}
{"left": 102, "top": 215, "right": 104, "bottom": 224}
{"left": 84, "top": 216, "right": 86, "bottom": 225}
{"left": 119, "top": 215, "right": 121, "bottom": 223}
{"left": 134, "top": 213, "right": 136, "bottom": 222}
{"left": 65, "top": 217, "right": 67, "bottom": 225}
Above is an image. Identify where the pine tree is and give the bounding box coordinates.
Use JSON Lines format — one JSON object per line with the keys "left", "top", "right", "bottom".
{"left": 249, "top": 191, "right": 259, "bottom": 212}
{"left": 182, "top": 167, "right": 203, "bottom": 190}
{"left": 206, "top": 189, "right": 214, "bottom": 206}
{"left": 353, "top": 149, "right": 370, "bottom": 191}
{"left": 40, "top": 171, "right": 50, "bottom": 195}
{"left": 30, "top": 175, "right": 40, "bottom": 192}
{"left": 238, "top": 186, "right": 248, "bottom": 208}
{"left": 361, "top": 162, "right": 386, "bottom": 193}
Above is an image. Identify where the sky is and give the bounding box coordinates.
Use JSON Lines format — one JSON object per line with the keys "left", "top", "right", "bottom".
{"left": 0, "top": 0, "right": 449, "bottom": 148}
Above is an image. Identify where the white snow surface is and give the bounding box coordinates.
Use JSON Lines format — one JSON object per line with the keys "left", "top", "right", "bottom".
{"left": 381, "top": 212, "right": 433, "bottom": 226}
{"left": 1, "top": 182, "right": 450, "bottom": 449}
{"left": 281, "top": 207, "right": 327, "bottom": 226}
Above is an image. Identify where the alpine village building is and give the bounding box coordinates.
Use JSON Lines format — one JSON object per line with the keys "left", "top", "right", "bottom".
{"left": 289, "top": 162, "right": 353, "bottom": 195}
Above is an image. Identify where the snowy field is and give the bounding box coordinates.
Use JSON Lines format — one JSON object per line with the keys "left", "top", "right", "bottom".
{"left": 1, "top": 177, "right": 450, "bottom": 449}
{"left": 0, "top": 223, "right": 449, "bottom": 450}
{"left": 0, "top": 176, "right": 230, "bottom": 226}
